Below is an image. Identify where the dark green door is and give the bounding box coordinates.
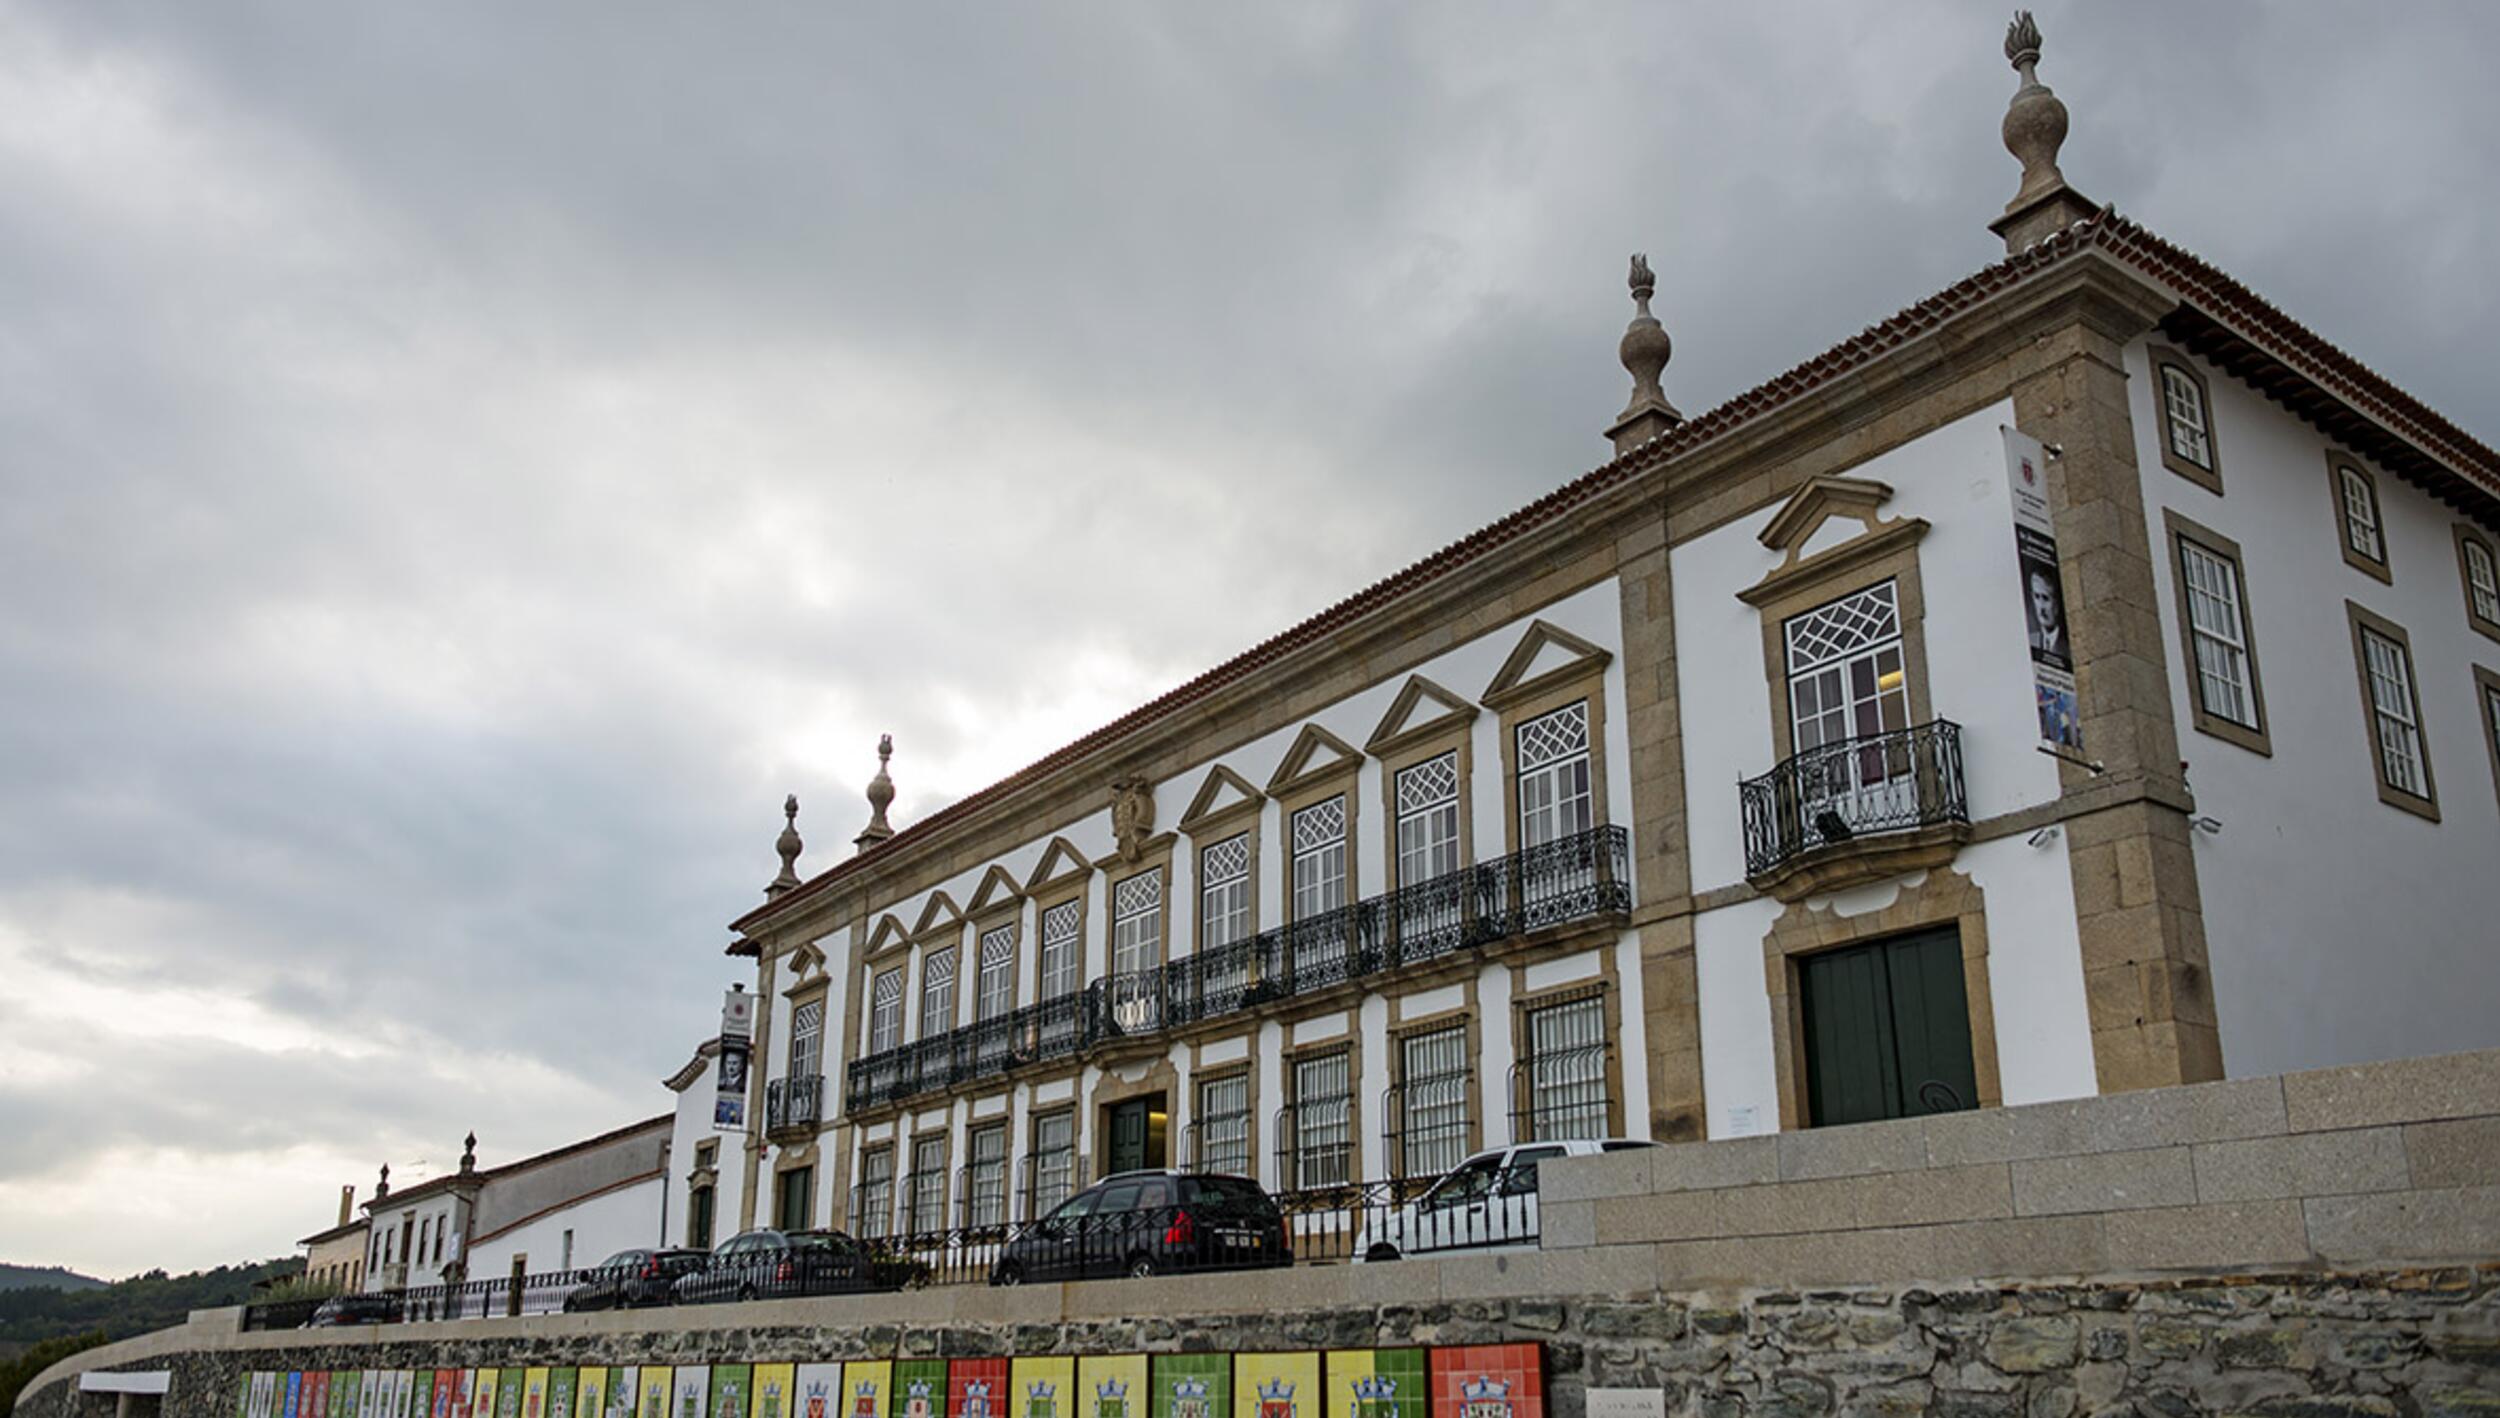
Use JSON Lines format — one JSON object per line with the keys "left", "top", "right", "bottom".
{"left": 1799, "top": 926, "right": 1978, "bottom": 1127}
{"left": 1107, "top": 1098, "right": 1153, "bottom": 1174}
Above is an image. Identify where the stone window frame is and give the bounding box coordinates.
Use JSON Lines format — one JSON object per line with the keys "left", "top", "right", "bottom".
{"left": 1025, "top": 1106, "right": 1081, "bottom": 1219}
{"left": 1377, "top": 726, "right": 1475, "bottom": 894}
{"left": 2453, "top": 523, "right": 2500, "bottom": 645}
{"left": 962, "top": 1116, "right": 1012, "bottom": 1232}
{"left": 2345, "top": 600, "right": 2440, "bottom": 821}
{"left": 1104, "top": 853, "right": 1175, "bottom": 977}
{"left": 772, "top": 1158, "right": 815, "bottom": 1232}
{"left": 2472, "top": 665, "right": 2500, "bottom": 816}
{"left": 854, "top": 1140, "right": 896, "bottom": 1239}
{"left": 1279, "top": 1032, "right": 1363, "bottom": 1191}
{"left": 1178, "top": 769, "right": 1265, "bottom": 956}
{"left": 1739, "top": 520, "right": 1937, "bottom": 770}
{"left": 2162, "top": 509, "right": 2273, "bottom": 757}
{"left": 903, "top": 1128, "right": 950, "bottom": 1236}
{"left": 1187, "top": 1057, "right": 1259, "bottom": 1177}
{"left": 1387, "top": 993, "right": 1483, "bottom": 1178}
{"left": 2148, "top": 344, "right": 2223, "bottom": 495}
{"left": 1276, "top": 765, "right": 1362, "bottom": 926}
{"left": 1484, "top": 625, "right": 1615, "bottom": 859}
{"left": 1508, "top": 969, "right": 1627, "bottom": 1144}
{"left": 783, "top": 979, "right": 830, "bottom": 1081}
{"left": 866, "top": 964, "right": 906, "bottom": 1055}
{"left": 2327, "top": 451, "right": 2393, "bottom": 584}
{"left": 1759, "top": 867, "right": 2004, "bottom": 1133}
{"left": 1029, "top": 886, "right": 1087, "bottom": 1005}
{"left": 968, "top": 905, "right": 1020, "bottom": 1027}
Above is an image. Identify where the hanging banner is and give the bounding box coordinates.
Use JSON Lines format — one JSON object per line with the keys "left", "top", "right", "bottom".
{"left": 2004, "top": 426, "right": 2083, "bottom": 752}
{"left": 716, "top": 987, "right": 755, "bottom": 1129}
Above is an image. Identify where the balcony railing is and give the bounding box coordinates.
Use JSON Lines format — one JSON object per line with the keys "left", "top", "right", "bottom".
{"left": 844, "top": 823, "right": 1632, "bottom": 1115}
{"left": 1738, "top": 719, "right": 1968, "bottom": 879}
{"left": 765, "top": 1074, "right": 823, "bottom": 1133}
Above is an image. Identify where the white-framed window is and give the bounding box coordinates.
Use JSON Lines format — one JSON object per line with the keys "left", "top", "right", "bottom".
{"left": 1199, "top": 834, "right": 1251, "bottom": 950}
{"left": 868, "top": 968, "right": 903, "bottom": 1054}
{"left": 1195, "top": 1072, "right": 1251, "bottom": 1177}
{"left": 1398, "top": 1025, "right": 1469, "bottom": 1179}
{"left": 1029, "top": 1111, "right": 1076, "bottom": 1217}
{"left": 975, "top": 924, "right": 1016, "bottom": 1022}
{"left": 2160, "top": 363, "right": 2214, "bottom": 471}
{"left": 1517, "top": 700, "right": 1595, "bottom": 847}
{"left": 2360, "top": 625, "right": 2429, "bottom": 798}
{"left": 2466, "top": 538, "right": 2500, "bottom": 626}
{"left": 2340, "top": 465, "right": 2385, "bottom": 565}
{"left": 789, "top": 997, "right": 825, "bottom": 1078}
{"left": 856, "top": 1145, "right": 893, "bottom": 1239}
{"left": 1036, "top": 900, "right": 1081, "bottom": 999}
{"left": 1785, "top": 581, "right": 1909, "bottom": 759}
{"left": 909, "top": 1134, "right": 948, "bottom": 1236}
{"left": 966, "top": 1122, "right": 1008, "bottom": 1230}
{"left": 1111, "top": 870, "right": 1163, "bottom": 976}
{"left": 1395, "top": 752, "right": 1461, "bottom": 885}
{"left": 918, "top": 948, "right": 956, "bottom": 1039}
{"left": 1523, "top": 993, "right": 1609, "bottom": 1141}
{"left": 1290, "top": 796, "right": 1348, "bottom": 918}
{"left": 2179, "top": 537, "right": 2259, "bottom": 731}
{"left": 1291, "top": 1050, "right": 1352, "bottom": 1190}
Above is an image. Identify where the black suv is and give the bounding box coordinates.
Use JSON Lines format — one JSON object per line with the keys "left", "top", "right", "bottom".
{"left": 988, "top": 1171, "right": 1288, "bottom": 1285}
{"left": 669, "top": 1228, "right": 915, "bottom": 1304}
{"left": 302, "top": 1292, "right": 403, "bottom": 1327}
{"left": 561, "top": 1248, "right": 709, "bottom": 1311}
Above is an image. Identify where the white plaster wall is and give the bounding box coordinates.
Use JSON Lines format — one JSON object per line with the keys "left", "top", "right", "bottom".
{"left": 2127, "top": 340, "right": 2500, "bottom": 1077}
{"left": 464, "top": 1175, "right": 662, "bottom": 1277}
{"left": 660, "top": 1052, "right": 723, "bottom": 1247}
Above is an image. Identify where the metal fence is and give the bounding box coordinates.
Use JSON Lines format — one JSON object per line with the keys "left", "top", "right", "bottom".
{"left": 1738, "top": 719, "right": 1968, "bottom": 877}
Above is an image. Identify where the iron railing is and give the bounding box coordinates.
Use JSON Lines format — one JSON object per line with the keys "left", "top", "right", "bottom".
{"left": 1738, "top": 719, "right": 1968, "bottom": 878}
{"left": 844, "top": 824, "right": 1631, "bottom": 1114}
{"left": 764, "top": 1074, "right": 822, "bottom": 1133}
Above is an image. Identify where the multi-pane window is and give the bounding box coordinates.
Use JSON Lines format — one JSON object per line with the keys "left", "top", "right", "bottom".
{"left": 1199, "top": 835, "right": 1251, "bottom": 950}
{"left": 976, "top": 925, "right": 1016, "bottom": 1021}
{"left": 868, "top": 969, "right": 903, "bottom": 1053}
{"left": 1196, "top": 1073, "right": 1251, "bottom": 1177}
{"left": 909, "top": 1135, "right": 947, "bottom": 1236}
{"left": 790, "top": 997, "right": 824, "bottom": 1079}
{"left": 2359, "top": 625, "right": 2430, "bottom": 800}
{"left": 1523, "top": 995, "right": 1609, "bottom": 1141}
{"left": 966, "top": 1123, "right": 1008, "bottom": 1229}
{"left": 1036, "top": 902, "right": 1082, "bottom": 999}
{"left": 2464, "top": 537, "right": 2500, "bottom": 627}
{"left": 2160, "top": 363, "right": 2214, "bottom": 471}
{"left": 2178, "top": 537, "right": 2260, "bottom": 731}
{"left": 856, "top": 1147, "right": 893, "bottom": 1239}
{"left": 2340, "top": 465, "right": 2385, "bottom": 565}
{"left": 1398, "top": 1026, "right": 1470, "bottom": 1179}
{"left": 1517, "top": 701, "right": 1595, "bottom": 847}
{"left": 1112, "top": 871, "right": 1163, "bottom": 975}
{"left": 1290, "top": 797, "right": 1349, "bottom": 918}
{"left": 1291, "top": 1050, "right": 1353, "bottom": 1189}
{"left": 1395, "top": 753, "right": 1462, "bottom": 885}
{"left": 1030, "top": 1112, "right": 1076, "bottom": 1217}
{"left": 918, "top": 948, "right": 957, "bottom": 1039}
{"left": 1786, "top": 582, "right": 1909, "bottom": 760}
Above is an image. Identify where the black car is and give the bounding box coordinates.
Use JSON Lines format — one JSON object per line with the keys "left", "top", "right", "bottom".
{"left": 988, "top": 1171, "right": 1289, "bottom": 1285}
{"left": 668, "top": 1228, "right": 909, "bottom": 1304}
{"left": 561, "top": 1248, "right": 709, "bottom": 1312}
{"left": 302, "top": 1292, "right": 403, "bottom": 1328}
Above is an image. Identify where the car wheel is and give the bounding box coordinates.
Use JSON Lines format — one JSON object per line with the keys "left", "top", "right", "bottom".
{"left": 992, "top": 1263, "right": 1023, "bottom": 1287}
{"left": 1365, "top": 1243, "right": 1401, "bottom": 1263}
{"left": 1125, "top": 1254, "right": 1157, "bottom": 1279}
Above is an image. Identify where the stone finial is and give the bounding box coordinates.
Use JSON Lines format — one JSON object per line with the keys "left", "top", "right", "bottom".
{"left": 1606, "top": 252, "right": 1682, "bottom": 456}
{"left": 1990, "top": 10, "right": 2098, "bottom": 252}
{"left": 855, "top": 735, "right": 896, "bottom": 853}
{"left": 375, "top": 1163, "right": 390, "bottom": 1200}
{"left": 767, "top": 794, "right": 804, "bottom": 896}
{"left": 459, "top": 1132, "right": 477, "bottom": 1174}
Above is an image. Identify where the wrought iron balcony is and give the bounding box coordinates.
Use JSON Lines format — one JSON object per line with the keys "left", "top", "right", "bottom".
{"left": 843, "top": 823, "right": 1631, "bottom": 1115}
{"left": 1739, "top": 719, "right": 1969, "bottom": 889}
{"left": 764, "top": 1073, "right": 823, "bottom": 1134}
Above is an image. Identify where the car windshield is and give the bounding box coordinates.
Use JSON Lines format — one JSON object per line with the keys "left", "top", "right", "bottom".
{"left": 594, "top": 1250, "right": 645, "bottom": 1272}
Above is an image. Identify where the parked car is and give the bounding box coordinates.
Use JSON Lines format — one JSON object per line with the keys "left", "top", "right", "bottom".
{"left": 560, "top": 1248, "right": 709, "bottom": 1312}
{"left": 1354, "top": 1138, "right": 1659, "bottom": 1261}
{"left": 668, "top": 1228, "right": 910, "bottom": 1304}
{"left": 988, "top": 1170, "right": 1289, "bottom": 1285}
{"left": 302, "top": 1292, "right": 403, "bottom": 1327}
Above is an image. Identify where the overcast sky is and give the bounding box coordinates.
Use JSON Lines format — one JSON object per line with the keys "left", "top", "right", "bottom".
{"left": 2, "top": 1, "right": 2494, "bottom": 1279}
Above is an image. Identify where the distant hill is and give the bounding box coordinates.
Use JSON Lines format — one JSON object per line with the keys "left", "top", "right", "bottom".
{"left": 0, "top": 1266, "right": 104, "bottom": 1294}
{"left": 0, "top": 1258, "right": 299, "bottom": 1344}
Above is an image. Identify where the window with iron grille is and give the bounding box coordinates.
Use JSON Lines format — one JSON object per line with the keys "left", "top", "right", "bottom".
{"left": 775, "top": 1165, "right": 813, "bottom": 1232}
{"left": 2359, "top": 623, "right": 2431, "bottom": 800}
{"left": 1291, "top": 1050, "right": 1352, "bottom": 1189}
{"left": 967, "top": 1123, "right": 1007, "bottom": 1229}
{"left": 976, "top": 924, "right": 1016, "bottom": 1021}
{"left": 1516, "top": 701, "right": 1595, "bottom": 847}
{"left": 1037, "top": 901, "right": 1081, "bottom": 1000}
{"left": 790, "top": 997, "right": 824, "bottom": 1077}
{"left": 2178, "top": 537, "right": 2260, "bottom": 732}
{"left": 909, "top": 1135, "right": 947, "bottom": 1235}
{"left": 1523, "top": 994, "right": 1609, "bottom": 1141}
{"left": 2160, "top": 363, "right": 2213, "bottom": 472}
{"left": 1030, "top": 1111, "right": 1075, "bottom": 1216}
{"left": 918, "top": 949, "right": 956, "bottom": 1039}
{"left": 1395, "top": 752, "right": 1461, "bottom": 885}
{"left": 2340, "top": 465, "right": 2386, "bottom": 566}
{"left": 868, "top": 969, "right": 903, "bottom": 1053}
{"left": 1398, "top": 1026, "right": 1470, "bottom": 1179}
{"left": 1112, "top": 870, "right": 1163, "bottom": 975}
{"left": 856, "top": 1147, "right": 893, "bottom": 1239}
{"left": 1196, "top": 1072, "right": 1251, "bottom": 1177}
{"left": 1200, "top": 834, "right": 1251, "bottom": 950}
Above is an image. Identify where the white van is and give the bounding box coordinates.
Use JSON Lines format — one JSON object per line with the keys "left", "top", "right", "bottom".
{"left": 1352, "top": 1137, "right": 1657, "bottom": 1261}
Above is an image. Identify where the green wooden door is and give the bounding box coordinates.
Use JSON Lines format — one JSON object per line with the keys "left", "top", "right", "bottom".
{"left": 1108, "top": 1099, "right": 1152, "bottom": 1174}
{"left": 1799, "top": 926, "right": 1978, "bottom": 1127}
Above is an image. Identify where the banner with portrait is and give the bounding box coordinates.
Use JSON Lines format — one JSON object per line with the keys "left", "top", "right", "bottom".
{"left": 715, "top": 987, "right": 755, "bottom": 1130}
{"left": 2004, "top": 427, "right": 2082, "bottom": 752}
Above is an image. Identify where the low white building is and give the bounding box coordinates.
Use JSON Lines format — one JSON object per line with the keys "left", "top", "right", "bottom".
{"left": 661, "top": 1040, "right": 731, "bottom": 1250}
{"left": 361, "top": 1117, "right": 670, "bottom": 1287}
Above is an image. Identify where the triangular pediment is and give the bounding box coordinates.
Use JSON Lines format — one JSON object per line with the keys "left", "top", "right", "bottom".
{"left": 782, "top": 941, "right": 828, "bottom": 988}
{"left": 1365, "top": 674, "right": 1480, "bottom": 756}
{"left": 866, "top": 913, "right": 911, "bottom": 956}
{"left": 911, "top": 890, "right": 964, "bottom": 938}
{"left": 1482, "top": 619, "right": 1613, "bottom": 711}
{"left": 1179, "top": 763, "right": 1265, "bottom": 834}
{"left": 1023, "top": 836, "right": 1093, "bottom": 893}
{"left": 1758, "top": 475, "right": 1899, "bottom": 567}
{"left": 965, "top": 864, "right": 1024, "bottom": 917}
{"left": 1266, "top": 723, "right": 1363, "bottom": 796}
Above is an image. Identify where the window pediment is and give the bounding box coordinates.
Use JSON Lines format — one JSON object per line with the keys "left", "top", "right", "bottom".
{"left": 1756, "top": 475, "right": 1900, "bottom": 565}
{"left": 1366, "top": 674, "right": 1480, "bottom": 757}
{"left": 1267, "top": 723, "right": 1363, "bottom": 797}
{"left": 1179, "top": 763, "right": 1266, "bottom": 834}
{"left": 964, "top": 864, "right": 1023, "bottom": 916}
{"left": 1023, "top": 836, "right": 1094, "bottom": 893}
{"left": 911, "top": 890, "right": 965, "bottom": 939}
{"left": 1482, "top": 619, "right": 1612, "bottom": 712}
{"left": 865, "top": 913, "right": 911, "bottom": 957}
